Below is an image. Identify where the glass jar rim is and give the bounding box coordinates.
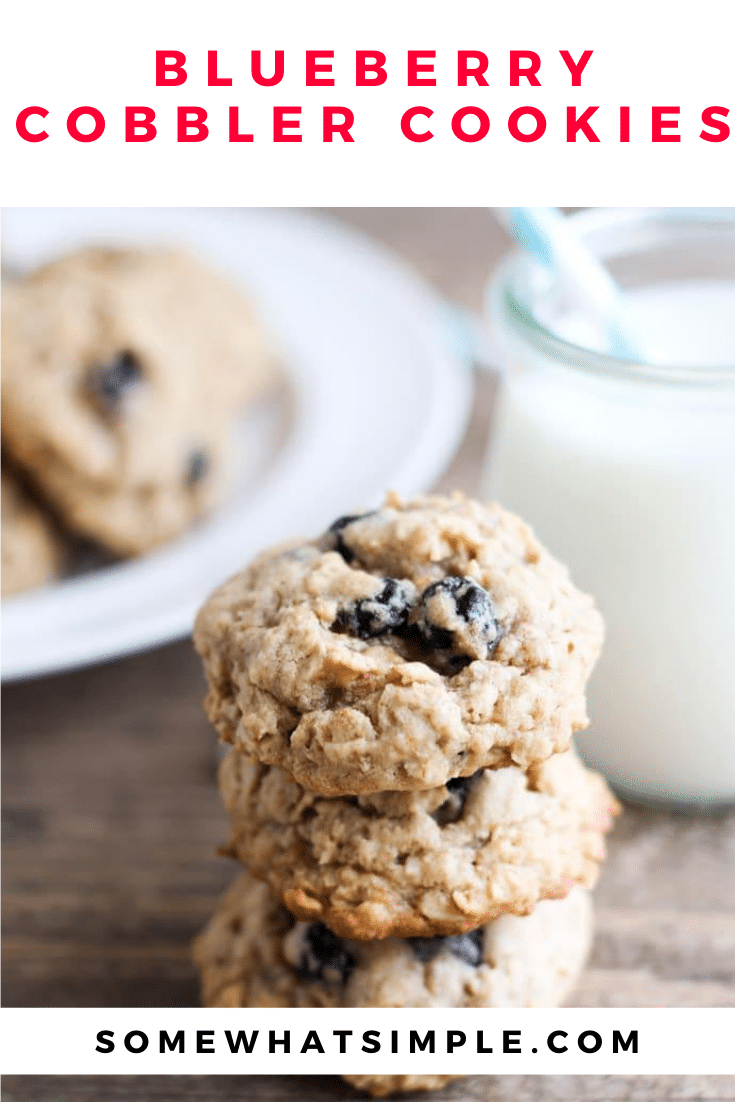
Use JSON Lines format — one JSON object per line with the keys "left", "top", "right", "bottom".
{"left": 491, "top": 207, "right": 735, "bottom": 388}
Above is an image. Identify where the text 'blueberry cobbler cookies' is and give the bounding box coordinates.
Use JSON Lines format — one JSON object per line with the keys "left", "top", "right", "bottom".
{"left": 219, "top": 746, "right": 616, "bottom": 939}
{"left": 2, "top": 246, "right": 275, "bottom": 555}
{"left": 194, "top": 492, "right": 604, "bottom": 794}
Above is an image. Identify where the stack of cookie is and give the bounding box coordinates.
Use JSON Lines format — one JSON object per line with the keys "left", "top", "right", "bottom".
{"left": 193, "top": 493, "right": 618, "bottom": 1098}
{"left": 2, "top": 244, "right": 274, "bottom": 594}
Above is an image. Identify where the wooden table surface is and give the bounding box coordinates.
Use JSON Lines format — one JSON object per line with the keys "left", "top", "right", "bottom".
{"left": 2, "top": 209, "right": 734, "bottom": 1102}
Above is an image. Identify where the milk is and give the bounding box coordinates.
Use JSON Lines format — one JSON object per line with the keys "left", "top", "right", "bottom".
{"left": 485, "top": 281, "right": 735, "bottom": 805}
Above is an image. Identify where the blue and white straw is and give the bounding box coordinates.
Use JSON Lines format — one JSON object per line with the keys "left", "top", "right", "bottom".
{"left": 495, "top": 207, "right": 651, "bottom": 362}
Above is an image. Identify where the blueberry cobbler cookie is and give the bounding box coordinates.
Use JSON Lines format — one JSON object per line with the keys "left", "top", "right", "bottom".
{"left": 194, "top": 493, "right": 604, "bottom": 794}
{"left": 220, "top": 747, "right": 617, "bottom": 938}
{"left": 1, "top": 466, "right": 61, "bottom": 597}
{"left": 194, "top": 871, "right": 593, "bottom": 1012}
{"left": 1, "top": 246, "right": 274, "bottom": 555}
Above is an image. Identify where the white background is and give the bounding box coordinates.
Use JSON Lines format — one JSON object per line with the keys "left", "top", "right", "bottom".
{"left": 2, "top": 0, "right": 734, "bottom": 206}
{"left": 1, "top": 1008, "right": 734, "bottom": 1075}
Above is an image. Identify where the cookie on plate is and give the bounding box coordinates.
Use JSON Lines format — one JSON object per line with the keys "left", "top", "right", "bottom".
{"left": 1, "top": 467, "right": 61, "bottom": 597}
{"left": 194, "top": 871, "right": 593, "bottom": 1015}
{"left": 1, "top": 246, "right": 275, "bottom": 555}
{"left": 220, "top": 746, "right": 616, "bottom": 939}
{"left": 194, "top": 493, "right": 604, "bottom": 795}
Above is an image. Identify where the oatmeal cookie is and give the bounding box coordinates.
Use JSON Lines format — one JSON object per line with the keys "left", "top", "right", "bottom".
{"left": 194, "top": 871, "right": 593, "bottom": 1012}
{"left": 2, "top": 246, "right": 274, "bottom": 554}
{"left": 195, "top": 494, "right": 604, "bottom": 794}
{"left": 220, "top": 747, "right": 617, "bottom": 938}
{"left": 1, "top": 467, "right": 61, "bottom": 596}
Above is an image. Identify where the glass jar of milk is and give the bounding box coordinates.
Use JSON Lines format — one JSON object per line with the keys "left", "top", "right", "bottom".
{"left": 484, "top": 208, "right": 735, "bottom": 809}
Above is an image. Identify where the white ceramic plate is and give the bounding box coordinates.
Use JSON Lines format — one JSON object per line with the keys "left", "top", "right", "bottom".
{"left": 1, "top": 208, "right": 472, "bottom": 681}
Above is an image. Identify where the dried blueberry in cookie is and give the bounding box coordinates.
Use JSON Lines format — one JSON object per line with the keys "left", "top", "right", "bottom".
{"left": 446, "top": 929, "right": 484, "bottom": 967}
{"left": 287, "top": 922, "right": 354, "bottom": 985}
{"left": 186, "top": 449, "right": 210, "bottom": 486}
{"left": 433, "top": 770, "right": 482, "bottom": 826}
{"left": 335, "top": 577, "right": 417, "bottom": 640}
{"left": 87, "top": 350, "right": 142, "bottom": 413}
{"left": 416, "top": 575, "right": 501, "bottom": 673}
{"left": 323, "top": 513, "right": 372, "bottom": 564}
{"left": 407, "top": 936, "right": 445, "bottom": 963}
{"left": 409, "top": 929, "right": 484, "bottom": 967}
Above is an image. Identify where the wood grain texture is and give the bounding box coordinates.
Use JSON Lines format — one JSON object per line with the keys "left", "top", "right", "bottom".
{"left": 2, "top": 210, "right": 734, "bottom": 1102}
{"left": 3, "top": 1078, "right": 735, "bottom": 1102}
